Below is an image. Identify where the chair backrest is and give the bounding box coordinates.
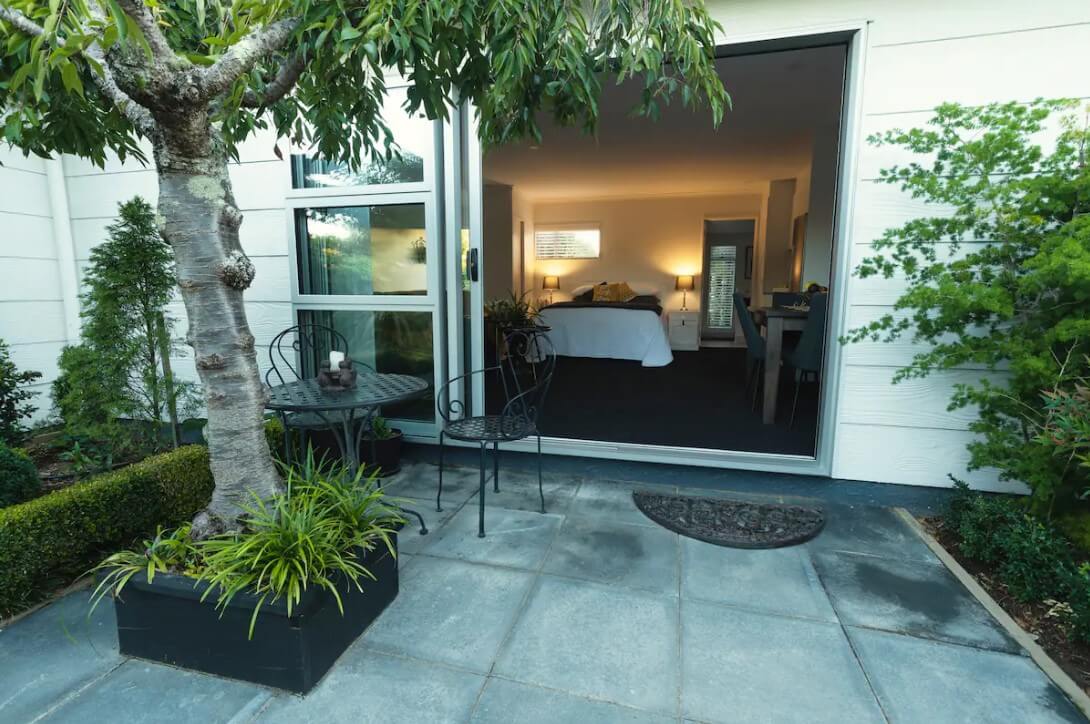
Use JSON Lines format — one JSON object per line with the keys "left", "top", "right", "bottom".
{"left": 772, "top": 291, "right": 807, "bottom": 308}
{"left": 498, "top": 327, "right": 557, "bottom": 437}
{"left": 790, "top": 293, "right": 828, "bottom": 373}
{"left": 266, "top": 324, "right": 349, "bottom": 386}
{"left": 733, "top": 293, "right": 765, "bottom": 361}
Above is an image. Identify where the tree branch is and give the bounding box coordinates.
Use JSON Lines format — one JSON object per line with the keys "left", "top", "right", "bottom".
{"left": 0, "top": 4, "right": 157, "bottom": 136}
{"left": 240, "top": 54, "right": 305, "bottom": 108}
{"left": 201, "top": 17, "right": 300, "bottom": 100}
{"left": 113, "top": 0, "right": 176, "bottom": 61}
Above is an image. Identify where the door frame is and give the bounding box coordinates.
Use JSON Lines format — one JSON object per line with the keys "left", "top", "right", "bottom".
{"left": 430, "top": 20, "right": 869, "bottom": 478}
{"left": 700, "top": 215, "right": 759, "bottom": 342}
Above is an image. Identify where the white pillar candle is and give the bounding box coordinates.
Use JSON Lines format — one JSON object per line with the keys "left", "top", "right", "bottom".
{"left": 329, "top": 350, "right": 345, "bottom": 367}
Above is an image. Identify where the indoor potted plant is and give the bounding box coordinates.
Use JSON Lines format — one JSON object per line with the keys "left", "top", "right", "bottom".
{"left": 360, "top": 416, "right": 403, "bottom": 476}
{"left": 484, "top": 291, "right": 540, "bottom": 361}
{"left": 91, "top": 454, "right": 404, "bottom": 693}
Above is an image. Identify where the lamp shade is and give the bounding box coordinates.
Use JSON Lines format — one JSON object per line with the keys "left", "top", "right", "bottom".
{"left": 542, "top": 275, "right": 560, "bottom": 291}
{"left": 675, "top": 275, "right": 695, "bottom": 292}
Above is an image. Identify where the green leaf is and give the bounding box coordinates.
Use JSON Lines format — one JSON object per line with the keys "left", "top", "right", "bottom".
{"left": 60, "top": 61, "right": 85, "bottom": 97}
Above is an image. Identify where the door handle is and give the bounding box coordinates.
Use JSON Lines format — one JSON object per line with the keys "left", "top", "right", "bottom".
{"left": 467, "top": 248, "right": 480, "bottom": 282}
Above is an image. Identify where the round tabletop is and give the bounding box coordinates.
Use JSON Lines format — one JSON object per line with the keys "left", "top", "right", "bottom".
{"left": 265, "top": 374, "right": 430, "bottom": 413}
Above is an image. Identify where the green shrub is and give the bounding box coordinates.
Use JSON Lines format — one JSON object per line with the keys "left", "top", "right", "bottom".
{"left": 954, "top": 494, "right": 1022, "bottom": 564}
{"left": 995, "top": 515, "right": 1073, "bottom": 603}
{"left": 0, "top": 338, "right": 41, "bottom": 446}
{"left": 0, "top": 443, "right": 41, "bottom": 508}
{"left": 1064, "top": 565, "right": 1090, "bottom": 643}
{"left": 0, "top": 445, "right": 213, "bottom": 617}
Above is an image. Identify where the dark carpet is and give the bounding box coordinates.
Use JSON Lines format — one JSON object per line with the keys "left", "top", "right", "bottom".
{"left": 516, "top": 347, "right": 820, "bottom": 456}
{"left": 633, "top": 491, "right": 826, "bottom": 548}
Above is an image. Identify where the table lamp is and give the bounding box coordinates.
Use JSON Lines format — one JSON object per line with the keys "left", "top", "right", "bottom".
{"left": 675, "top": 275, "right": 695, "bottom": 311}
{"left": 542, "top": 275, "right": 560, "bottom": 304}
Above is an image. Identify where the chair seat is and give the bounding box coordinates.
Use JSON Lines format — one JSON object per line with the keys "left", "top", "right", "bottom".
{"left": 443, "top": 415, "right": 535, "bottom": 442}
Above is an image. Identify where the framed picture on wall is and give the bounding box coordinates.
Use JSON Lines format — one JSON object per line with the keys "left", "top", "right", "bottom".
{"left": 744, "top": 245, "right": 753, "bottom": 279}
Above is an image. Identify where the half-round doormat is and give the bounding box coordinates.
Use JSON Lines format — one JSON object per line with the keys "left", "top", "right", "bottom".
{"left": 632, "top": 491, "right": 825, "bottom": 549}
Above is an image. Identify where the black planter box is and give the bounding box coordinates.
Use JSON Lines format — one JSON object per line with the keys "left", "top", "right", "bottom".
{"left": 112, "top": 534, "right": 399, "bottom": 693}
{"left": 360, "top": 430, "right": 404, "bottom": 477}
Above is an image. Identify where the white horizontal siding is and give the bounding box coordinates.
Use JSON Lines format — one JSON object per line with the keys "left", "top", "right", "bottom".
{"left": 60, "top": 146, "right": 295, "bottom": 399}
{"left": 713, "top": 0, "right": 1090, "bottom": 47}
{"left": 0, "top": 148, "right": 62, "bottom": 425}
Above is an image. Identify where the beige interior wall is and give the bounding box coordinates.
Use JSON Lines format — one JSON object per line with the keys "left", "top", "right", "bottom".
{"left": 762, "top": 178, "right": 797, "bottom": 294}
{"left": 512, "top": 188, "right": 534, "bottom": 297}
{"left": 531, "top": 193, "right": 764, "bottom": 313}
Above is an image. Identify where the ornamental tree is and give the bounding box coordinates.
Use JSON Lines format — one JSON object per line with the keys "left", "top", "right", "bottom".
{"left": 0, "top": 0, "right": 728, "bottom": 534}
{"left": 845, "top": 100, "right": 1090, "bottom": 514}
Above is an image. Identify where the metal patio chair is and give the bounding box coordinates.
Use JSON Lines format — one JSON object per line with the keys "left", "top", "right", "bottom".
{"left": 265, "top": 323, "right": 376, "bottom": 462}
{"left": 435, "top": 327, "right": 557, "bottom": 537}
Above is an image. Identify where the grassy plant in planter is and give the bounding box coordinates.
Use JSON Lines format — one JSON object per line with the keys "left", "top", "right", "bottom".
{"left": 90, "top": 454, "right": 404, "bottom": 692}
{"left": 360, "top": 416, "right": 404, "bottom": 477}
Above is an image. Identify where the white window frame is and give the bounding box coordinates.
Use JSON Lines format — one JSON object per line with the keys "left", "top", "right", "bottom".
{"left": 534, "top": 222, "right": 601, "bottom": 260}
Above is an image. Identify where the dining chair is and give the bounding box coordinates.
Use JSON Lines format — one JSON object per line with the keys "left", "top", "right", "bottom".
{"left": 771, "top": 291, "right": 808, "bottom": 308}
{"left": 734, "top": 292, "right": 766, "bottom": 410}
{"left": 783, "top": 292, "right": 828, "bottom": 429}
{"left": 265, "top": 323, "right": 377, "bottom": 463}
{"left": 435, "top": 327, "right": 557, "bottom": 537}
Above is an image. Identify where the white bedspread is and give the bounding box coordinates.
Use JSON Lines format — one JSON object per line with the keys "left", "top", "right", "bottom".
{"left": 538, "top": 306, "right": 674, "bottom": 367}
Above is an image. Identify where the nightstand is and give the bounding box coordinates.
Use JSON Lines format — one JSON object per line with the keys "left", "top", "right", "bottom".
{"left": 668, "top": 310, "right": 700, "bottom": 351}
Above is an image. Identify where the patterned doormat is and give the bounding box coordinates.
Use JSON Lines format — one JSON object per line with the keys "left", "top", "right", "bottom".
{"left": 633, "top": 491, "right": 825, "bottom": 549}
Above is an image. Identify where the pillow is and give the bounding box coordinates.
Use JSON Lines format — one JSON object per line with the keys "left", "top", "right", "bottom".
{"left": 630, "top": 294, "right": 661, "bottom": 307}
{"left": 612, "top": 282, "right": 638, "bottom": 302}
{"left": 593, "top": 282, "right": 638, "bottom": 303}
{"left": 573, "top": 282, "right": 606, "bottom": 302}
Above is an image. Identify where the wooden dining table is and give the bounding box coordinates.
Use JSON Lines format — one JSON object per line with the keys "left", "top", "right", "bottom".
{"left": 753, "top": 306, "right": 809, "bottom": 425}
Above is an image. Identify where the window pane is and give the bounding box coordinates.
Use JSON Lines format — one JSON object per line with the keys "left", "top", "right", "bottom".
{"left": 295, "top": 204, "right": 428, "bottom": 296}
{"left": 291, "top": 89, "right": 430, "bottom": 188}
{"left": 297, "top": 309, "right": 434, "bottom": 421}
{"left": 535, "top": 227, "right": 600, "bottom": 259}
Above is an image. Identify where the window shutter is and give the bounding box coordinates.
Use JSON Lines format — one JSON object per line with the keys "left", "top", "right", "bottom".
{"left": 705, "top": 245, "right": 737, "bottom": 331}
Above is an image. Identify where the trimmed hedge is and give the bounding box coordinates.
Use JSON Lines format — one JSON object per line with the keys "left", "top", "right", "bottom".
{"left": 0, "top": 445, "right": 213, "bottom": 617}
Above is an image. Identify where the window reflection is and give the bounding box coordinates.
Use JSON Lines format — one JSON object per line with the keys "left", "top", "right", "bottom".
{"left": 295, "top": 204, "right": 427, "bottom": 296}
{"left": 297, "top": 309, "right": 434, "bottom": 421}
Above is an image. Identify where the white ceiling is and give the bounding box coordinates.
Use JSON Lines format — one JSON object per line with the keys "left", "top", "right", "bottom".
{"left": 484, "top": 45, "right": 846, "bottom": 202}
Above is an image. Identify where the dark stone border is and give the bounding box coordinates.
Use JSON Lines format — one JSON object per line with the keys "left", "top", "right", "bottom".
{"left": 633, "top": 491, "right": 825, "bottom": 549}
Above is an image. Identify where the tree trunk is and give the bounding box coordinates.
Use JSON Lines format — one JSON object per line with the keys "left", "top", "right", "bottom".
{"left": 156, "top": 312, "right": 181, "bottom": 449}
{"left": 153, "top": 113, "right": 282, "bottom": 535}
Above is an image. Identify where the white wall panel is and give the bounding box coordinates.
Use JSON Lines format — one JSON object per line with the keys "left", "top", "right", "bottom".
{"left": 0, "top": 212, "right": 56, "bottom": 259}
{"left": 70, "top": 217, "right": 112, "bottom": 260}
{"left": 837, "top": 367, "right": 995, "bottom": 431}
{"left": 0, "top": 167, "right": 51, "bottom": 219}
{"left": 239, "top": 209, "right": 290, "bottom": 257}
{"left": 832, "top": 423, "right": 1020, "bottom": 493}
{"left": 0, "top": 148, "right": 47, "bottom": 174}
{"left": 245, "top": 256, "right": 292, "bottom": 303}
{"left": 66, "top": 169, "right": 158, "bottom": 219}
{"left": 0, "top": 301, "right": 66, "bottom": 345}
{"left": 0, "top": 258, "right": 62, "bottom": 302}
{"left": 228, "top": 161, "right": 289, "bottom": 211}
{"left": 709, "top": 0, "right": 1090, "bottom": 47}
{"left": 863, "top": 24, "right": 1090, "bottom": 116}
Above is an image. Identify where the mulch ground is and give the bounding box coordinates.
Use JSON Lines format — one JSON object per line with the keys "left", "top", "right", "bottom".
{"left": 922, "top": 516, "right": 1090, "bottom": 695}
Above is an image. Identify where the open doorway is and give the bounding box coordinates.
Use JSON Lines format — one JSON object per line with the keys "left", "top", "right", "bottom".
{"left": 479, "top": 43, "right": 847, "bottom": 457}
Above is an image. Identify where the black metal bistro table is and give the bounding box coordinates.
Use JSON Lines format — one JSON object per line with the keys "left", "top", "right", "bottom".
{"left": 265, "top": 373, "right": 431, "bottom": 532}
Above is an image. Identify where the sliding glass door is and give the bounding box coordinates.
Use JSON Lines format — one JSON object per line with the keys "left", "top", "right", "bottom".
{"left": 284, "top": 85, "right": 444, "bottom": 434}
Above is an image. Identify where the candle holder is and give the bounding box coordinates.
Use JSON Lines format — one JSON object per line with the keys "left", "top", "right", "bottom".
{"left": 317, "top": 356, "right": 358, "bottom": 389}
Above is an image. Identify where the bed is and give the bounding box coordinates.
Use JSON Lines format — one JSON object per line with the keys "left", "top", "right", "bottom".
{"left": 538, "top": 286, "right": 674, "bottom": 367}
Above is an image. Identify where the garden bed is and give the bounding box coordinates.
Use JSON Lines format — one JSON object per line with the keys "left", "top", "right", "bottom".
{"left": 922, "top": 516, "right": 1090, "bottom": 694}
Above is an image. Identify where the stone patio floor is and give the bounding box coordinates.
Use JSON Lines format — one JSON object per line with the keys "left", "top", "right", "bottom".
{"left": 1, "top": 461, "right": 1085, "bottom": 723}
